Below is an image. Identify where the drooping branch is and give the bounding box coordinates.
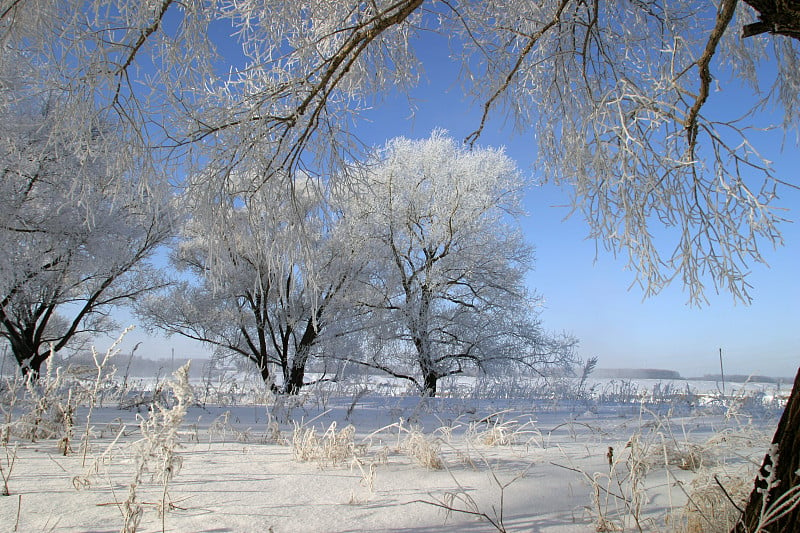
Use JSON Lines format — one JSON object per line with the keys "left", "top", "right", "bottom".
{"left": 183, "top": 0, "right": 424, "bottom": 178}
{"left": 116, "top": 0, "right": 175, "bottom": 76}
{"left": 684, "top": 0, "right": 738, "bottom": 152}
{"left": 465, "top": 0, "right": 573, "bottom": 147}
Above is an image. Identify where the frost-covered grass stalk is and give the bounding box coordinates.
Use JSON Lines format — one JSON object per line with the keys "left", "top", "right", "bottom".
{"left": 361, "top": 418, "right": 446, "bottom": 470}
{"left": 466, "top": 411, "right": 542, "bottom": 449}
{"left": 1, "top": 350, "right": 78, "bottom": 453}
{"left": 0, "top": 376, "right": 24, "bottom": 445}
{"left": 556, "top": 428, "right": 652, "bottom": 533}
{"left": 82, "top": 327, "right": 131, "bottom": 466}
{"left": 208, "top": 410, "right": 253, "bottom": 444}
{"left": 682, "top": 471, "right": 750, "bottom": 533}
{"left": 556, "top": 406, "right": 702, "bottom": 532}
{"left": 292, "top": 421, "right": 358, "bottom": 466}
{"left": 348, "top": 458, "right": 378, "bottom": 504}
{"left": 72, "top": 425, "right": 127, "bottom": 491}
{"left": 22, "top": 353, "right": 62, "bottom": 442}
{"left": 416, "top": 457, "right": 530, "bottom": 533}
{"left": 57, "top": 389, "right": 75, "bottom": 456}
{"left": 0, "top": 442, "right": 17, "bottom": 496}
{"left": 121, "top": 362, "right": 193, "bottom": 533}
{"left": 401, "top": 426, "right": 443, "bottom": 470}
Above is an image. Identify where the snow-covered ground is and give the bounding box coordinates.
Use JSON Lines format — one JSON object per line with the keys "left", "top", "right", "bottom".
{"left": 0, "top": 369, "right": 786, "bottom": 532}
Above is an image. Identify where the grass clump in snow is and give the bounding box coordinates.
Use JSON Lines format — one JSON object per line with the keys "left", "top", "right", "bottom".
{"left": 292, "top": 421, "right": 360, "bottom": 466}
{"left": 681, "top": 471, "right": 750, "bottom": 533}
{"left": 401, "top": 427, "right": 443, "bottom": 470}
{"left": 466, "top": 410, "right": 542, "bottom": 449}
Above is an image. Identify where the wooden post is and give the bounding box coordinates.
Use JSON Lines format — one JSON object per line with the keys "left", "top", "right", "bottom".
{"left": 734, "top": 366, "right": 800, "bottom": 532}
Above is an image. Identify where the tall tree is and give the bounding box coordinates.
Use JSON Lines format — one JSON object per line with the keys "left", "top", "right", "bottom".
{"left": 138, "top": 175, "right": 360, "bottom": 393}
{"left": 0, "top": 101, "right": 172, "bottom": 377}
{"left": 339, "top": 132, "right": 577, "bottom": 396}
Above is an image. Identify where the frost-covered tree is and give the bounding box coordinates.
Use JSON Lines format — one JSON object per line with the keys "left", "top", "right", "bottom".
{"left": 0, "top": 100, "right": 172, "bottom": 377}
{"left": 339, "top": 132, "right": 577, "bottom": 396}
{"left": 2, "top": 0, "right": 796, "bottom": 303}
{"left": 138, "top": 176, "right": 360, "bottom": 393}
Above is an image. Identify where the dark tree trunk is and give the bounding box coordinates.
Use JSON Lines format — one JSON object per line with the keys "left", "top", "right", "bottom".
{"left": 742, "top": 0, "right": 800, "bottom": 39}
{"left": 9, "top": 335, "right": 47, "bottom": 380}
{"left": 422, "top": 371, "right": 438, "bottom": 397}
{"left": 284, "top": 316, "right": 320, "bottom": 395}
{"left": 255, "top": 357, "right": 280, "bottom": 393}
{"left": 734, "top": 366, "right": 800, "bottom": 532}
{"left": 258, "top": 362, "right": 270, "bottom": 384}
{"left": 286, "top": 365, "right": 305, "bottom": 395}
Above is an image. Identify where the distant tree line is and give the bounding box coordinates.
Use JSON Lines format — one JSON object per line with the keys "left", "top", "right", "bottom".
{"left": 695, "top": 373, "right": 794, "bottom": 385}
{"left": 593, "top": 368, "right": 683, "bottom": 380}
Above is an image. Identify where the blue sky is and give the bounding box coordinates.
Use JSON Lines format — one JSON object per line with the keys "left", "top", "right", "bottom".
{"left": 117, "top": 27, "right": 798, "bottom": 379}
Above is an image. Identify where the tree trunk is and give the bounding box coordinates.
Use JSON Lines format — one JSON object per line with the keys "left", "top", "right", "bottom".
{"left": 286, "top": 365, "right": 305, "bottom": 395}
{"left": 10, "top": 338, "right": 47, "bottom": 380}
{"left": 284, "top": 316, "right": 319, "bottom": 395}
{"left": 742, "top": 0, "right": 800, "bottom": 39}
{"left": 422, "top": 371, "right": 438, "bottom": 397}
{"left": 734, "top": 366, "right": 800, "bottom": 532}
{"left": 255, "top": 357, "right": 280, "bottom": 393}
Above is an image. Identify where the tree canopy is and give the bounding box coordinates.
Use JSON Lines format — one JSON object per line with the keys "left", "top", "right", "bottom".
{"left": 338, "top": 132, "right": 577, "bottom": 396}
{"left": 2, "top": 0, "right": 797, "bottom": 303}
{"left": 0, "top": 100, "right": 172, "bottom": 375}
{"left": 138, "top": 175, "right": 359, "bottom": 393}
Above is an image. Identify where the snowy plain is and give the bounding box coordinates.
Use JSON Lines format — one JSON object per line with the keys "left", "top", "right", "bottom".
{"left": 0, "top": 366, "right": 788, "bottom": 533}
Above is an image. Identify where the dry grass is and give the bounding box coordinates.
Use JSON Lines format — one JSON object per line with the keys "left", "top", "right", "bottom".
{"left": 651, "top": 441, "right": 716, "bottom": 472}
{"left": 348, "top": 458, "right": 378, "bottom": 504}
{"left": 0, "top": 357, "right": 790, "bottom": 532}
{"left": 471, "top": 418, "right": 519, "bottom": 446}
{"left": 467, "top": 413, "right": 542, "bottom": 449}
{"left": 208, "top": 411, "right": 253, "bottom": 444}
{"left": 681, "top": 472, "right": 750, "bottom": 533}
{"left": 292, "top": 421, "right": 360, "bottom": 466}
{"left": 401, "top": 428, "right": 443, "bottom": 470}
{"left": 559, "top": 406, "right": 764, "bottom": 533}
{"left": 291, "top": 417, "right": 445, "bottom": 472}
{"left": 262, "top": 419, "right": 288, "bottom": 445}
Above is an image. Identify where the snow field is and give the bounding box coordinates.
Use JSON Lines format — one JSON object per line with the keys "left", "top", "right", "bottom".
{"left": 0, "top": 372, "right": 781, "bottom": 532}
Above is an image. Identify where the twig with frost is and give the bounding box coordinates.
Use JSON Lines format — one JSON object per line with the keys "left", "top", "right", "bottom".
{"left": 0, "top": 443, "right": 18, "bottom": 496}
{"left": 345, "top": 386, "right": 369, "bottom": 421}
{"left": 414, "top": 455, "right": 531, "bottom": 533}
{"left": 120, "top": 362, "right": 193, "bottom": 533}
{"left": 72, "top": 425, "right": 127, "bottom": 490}
{"left": 82, "top": 327, "right": 132, "bottom": 466}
